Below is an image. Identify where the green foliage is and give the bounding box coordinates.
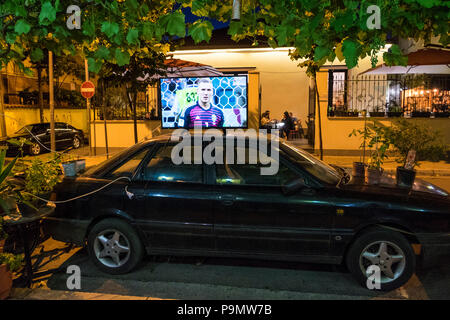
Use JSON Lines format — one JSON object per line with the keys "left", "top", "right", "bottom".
{"left": 189, "top": 20, "right": 214, "bottom": 44}
{"left": 0, "top": 252, "right": 24, "bottom": 272}
{"left": 349, "top": 120, "right": 390, "bottom": 170}
{"left": 0, "top": 0, "right": 185, "bottom": 72}
{"left": 383, "top": 119, "right": 448, "bottom": 167}
{"left": 199, "top": 0, "right": 449, "bottom": 74}
{"left": 23, "top": 156, "right": 62, "bottom": 201}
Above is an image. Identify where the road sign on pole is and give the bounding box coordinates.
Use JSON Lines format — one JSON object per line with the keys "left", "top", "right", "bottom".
{"left": 81, "top": 81, "right": 95, "bottom": 99}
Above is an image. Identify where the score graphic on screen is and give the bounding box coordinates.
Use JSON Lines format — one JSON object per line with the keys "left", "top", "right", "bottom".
{"left": 160, "top": 76, "right": 248, "bottom": 129}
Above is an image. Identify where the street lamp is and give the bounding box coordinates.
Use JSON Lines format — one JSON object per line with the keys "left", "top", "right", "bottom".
{"left": 232, "top": 0, "right": 241, "bottom": 21}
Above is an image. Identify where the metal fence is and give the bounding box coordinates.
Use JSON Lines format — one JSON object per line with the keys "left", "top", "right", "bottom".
{"left": 328, "top": 74, "right": 450, "bottom": 117}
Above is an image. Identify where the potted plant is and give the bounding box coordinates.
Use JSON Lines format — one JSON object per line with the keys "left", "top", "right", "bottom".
{"left": 61, "top": 153, "right": 86, "bottom": 177}
{"left": 387, "top": 101, "right": 403, "bottom": 117}
{"left": 365, "top": 122, "right": 390, "bottom": 184}
{"left": 0, "top": 217, "right": 24, "bottom": 300}
{"left": 18, "top": 155, "right": 62, "bottom": 216}
{"left": 396, "top": 150, "right": 417, "bottom": 188}
{"left": 383, "top": 119, "right": 447, "bottom": 187}
{"left": 348, "top": 109, "right": 359, "bottom": 117}
{"left": 0, "top": 253, "right": 23, "bottom": 299}
{"left": 369, "top": 106, "right": 385, "bottom": 118}
{"left": 349, "top": 110, "right": 370, "bottom": 178}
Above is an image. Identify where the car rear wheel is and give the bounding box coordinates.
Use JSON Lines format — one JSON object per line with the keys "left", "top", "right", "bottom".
{"left": 345, "top": 228, "right": 416, "bottom": 291}
{"left": 29, "top": 142, "right": 41, "bottom": 155}
{"left": 72, "top": 136, "right": 81, "bottom": 149}
{"left": 87, "top": 218, "right": 144, "bottom": 274}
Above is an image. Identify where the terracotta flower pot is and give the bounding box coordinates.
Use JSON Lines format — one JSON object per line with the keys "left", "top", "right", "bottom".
{"left": 0, "top": 264, "right": 12, "bottom": 300}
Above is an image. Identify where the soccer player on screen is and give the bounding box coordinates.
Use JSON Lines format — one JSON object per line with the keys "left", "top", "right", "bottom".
{"left": 181, "top": 78, "right": 224, "bottom": 128}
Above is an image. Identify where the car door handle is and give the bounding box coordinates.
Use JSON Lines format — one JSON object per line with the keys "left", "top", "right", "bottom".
{"left": 220, "top": 195, "right": 235, "bottom": 206}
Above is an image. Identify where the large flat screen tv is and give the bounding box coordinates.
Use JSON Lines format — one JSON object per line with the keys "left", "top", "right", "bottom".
{"left": 159, "top": 76, "right": 248, "bottom": 129}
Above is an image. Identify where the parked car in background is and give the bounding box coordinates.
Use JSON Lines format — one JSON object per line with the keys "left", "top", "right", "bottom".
{"left": 43, "top": 135, "right": 450, "bottom": 291}
{"left": 0, "top": 122, "right": 84, "bottom": 156}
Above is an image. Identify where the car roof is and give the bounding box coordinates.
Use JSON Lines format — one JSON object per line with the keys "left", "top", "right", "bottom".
{"left": 153, "top": 132, "right": 281, "bottom": 143}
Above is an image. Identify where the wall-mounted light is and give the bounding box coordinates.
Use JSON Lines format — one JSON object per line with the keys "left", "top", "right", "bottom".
{"left": 232, "top": 0, "right": 241, "bottom": 21}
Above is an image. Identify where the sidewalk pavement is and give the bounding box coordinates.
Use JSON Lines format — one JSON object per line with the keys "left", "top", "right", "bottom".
{"left": 320, "top": 156, "right": 450, "bottom": 177}
{"left": 9, "top": 287, "right": 162, "bottom": 300}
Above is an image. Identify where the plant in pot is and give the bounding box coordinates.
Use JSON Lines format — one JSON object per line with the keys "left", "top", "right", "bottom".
{"left": 396, "top": 150, "right": 417, "bottom": 188}
{"left": 383, "top": 119, "right": 448, "bottom": 188}
{"left": 348, "top": 110, "right": 370, "bottom": 178}
{"left": 365, "top": 122, "right": 390, "bottom": 185}
{"left": 0, "top": 218, "right": 23, "bottom": 300}
{"left": 387, "top": 103, "right": 403, "bottom": 117}
{"left": 18, "top": 155, "right": 62, "bottom": 216}
{"left": 369, "top": 105, "right": 385, "bottom": 118}
{"left": 60, "top": 153, "right": 86, "bottom": 177}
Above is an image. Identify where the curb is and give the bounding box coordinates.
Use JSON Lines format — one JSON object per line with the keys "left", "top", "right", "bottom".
{"left": 8, "top": 288, "right": 164, "bottom": 301}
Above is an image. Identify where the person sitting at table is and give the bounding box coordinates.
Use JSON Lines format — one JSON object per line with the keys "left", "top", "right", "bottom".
{"left": 281, "top": 111, "right": 294, "bottom": 138}
{"left": 260, "top": 110, "right": 271, "bottom": 129}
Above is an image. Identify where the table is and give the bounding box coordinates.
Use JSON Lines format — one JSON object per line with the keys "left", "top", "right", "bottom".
{"left": 3, "top": 204, "right": 55, "bottom": 287}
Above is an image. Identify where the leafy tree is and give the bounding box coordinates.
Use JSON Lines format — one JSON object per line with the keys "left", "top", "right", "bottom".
{"left": 181, "top": 0, "right": 449, "bottom": 158}
{"left": 99, "top": 50, "right": 167, "bottom": 143}
{"left": 0, "top": 0, "right": 189, "bottom": 146}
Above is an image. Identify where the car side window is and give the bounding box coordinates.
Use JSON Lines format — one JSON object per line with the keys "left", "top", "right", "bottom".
{"left": 33, "top": 124, "right": 49, "bottom": 134}
{"left": 104, "top": 148, "right": 149, "bottom": 179}
{"left": 55, "top": 123, "right": 67, "bottom": 130}
{"left": 142, "top": 144, "right": 203, "bottom": 183}
{"left": 215, "top": 146, "right": 302, "bottom": 186}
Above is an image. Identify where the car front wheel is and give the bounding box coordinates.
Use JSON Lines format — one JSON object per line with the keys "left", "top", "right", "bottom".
{"left": 72, "top": 136, "right": 81, "bottom": 149}
{"left": 29, "top": 142, "right": 41, "bottom": 155}
{"left": 87, "top": 218, "right": 144, "bottom": 274}
{"left": 346, "top": 228, "right": 416, "bottom": 291}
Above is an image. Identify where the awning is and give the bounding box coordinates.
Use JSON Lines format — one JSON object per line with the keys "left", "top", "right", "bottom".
{"left": 360, "top": 49, "right": 450, "bottom": 75}
{"left": 137, "top": 58, "right": 223, "bottom": 81}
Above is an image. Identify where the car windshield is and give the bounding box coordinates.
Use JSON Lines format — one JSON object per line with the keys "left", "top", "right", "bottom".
{"left": 83, "top": 141, "right": 149, "bottom": 177}
{"left": 15, "top": 125, "right": 34, "bottom": 135}
{"left": 281, "top": 141, "right": 341, "bottom": 185}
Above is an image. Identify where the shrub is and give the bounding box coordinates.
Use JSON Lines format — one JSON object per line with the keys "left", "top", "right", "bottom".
{"left": 383, "top": 119, "right": 448, "bottom": 167}
{"left": 23, "top": 155, "right": 62, "bottom": 199}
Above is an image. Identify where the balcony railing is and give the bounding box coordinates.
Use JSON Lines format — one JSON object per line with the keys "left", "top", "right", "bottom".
{"left": 328, "top": 74, "right": 449, "bottom": 118}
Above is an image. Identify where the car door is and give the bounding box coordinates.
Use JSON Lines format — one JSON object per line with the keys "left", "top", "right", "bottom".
{"left": 33, "top": 123, "right": 50, "bottom": 149}
{"left": 55, "top": 122, "right": 72, "bottom": 149}
{"left": 72, "top": 146, "right": 151, "bottom": 229}
{"left": 211, "top": 141, "right": 333, "bottom": 261}
{"left": 132, "top": 142, "right": 215, "bottom": 252}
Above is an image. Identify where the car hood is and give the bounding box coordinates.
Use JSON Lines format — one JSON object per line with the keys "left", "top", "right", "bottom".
{"left": 343, "top": 173, "right": 449, "bottom": 198}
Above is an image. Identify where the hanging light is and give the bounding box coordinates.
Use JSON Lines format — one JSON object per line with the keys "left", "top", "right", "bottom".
{"left": 232, "top": 0, "right": 241, "bottom": 21}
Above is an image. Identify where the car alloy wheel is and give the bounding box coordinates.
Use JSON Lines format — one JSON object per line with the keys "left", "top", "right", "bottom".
{"left": 346, "top": 227, "right": 415, "bottom": 291}
{"left": 88, "top": 218, "right": 144, "bottom": 274}
{"left": 93, "top": 229, "right": 131, "bottom": 268}
{"left": 73, "top": 136, "right": 81, "bottom": 149}
{"left": 30, "top": 142, "right": 41, "bottom": 155}
{"left": 359, "top": 241, "right": 406, "bottom": 284}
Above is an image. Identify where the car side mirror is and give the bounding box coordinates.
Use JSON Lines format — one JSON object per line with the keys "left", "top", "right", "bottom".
{"left": 282, "top": 177, "right": 307, "bottom": 195}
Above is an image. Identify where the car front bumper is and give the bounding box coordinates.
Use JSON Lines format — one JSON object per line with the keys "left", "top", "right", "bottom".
{"left": 42, "top": 216, "right": 89, "bottom": 246}
{"left": 417, "top": 232, "right": 450, "bottom": 268}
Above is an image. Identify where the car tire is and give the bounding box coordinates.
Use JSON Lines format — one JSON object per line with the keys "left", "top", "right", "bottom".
{"left": 72, "top": 136, "right": 81, "bottom": 149}
{"left": 87, "top": 218, "right": 144, "bottom": 275}
{"left": 345, "top": 228, "right": 416, "bottom": 291}
{"left": 29, "top": 142, "right": 41, "bottom": 155}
